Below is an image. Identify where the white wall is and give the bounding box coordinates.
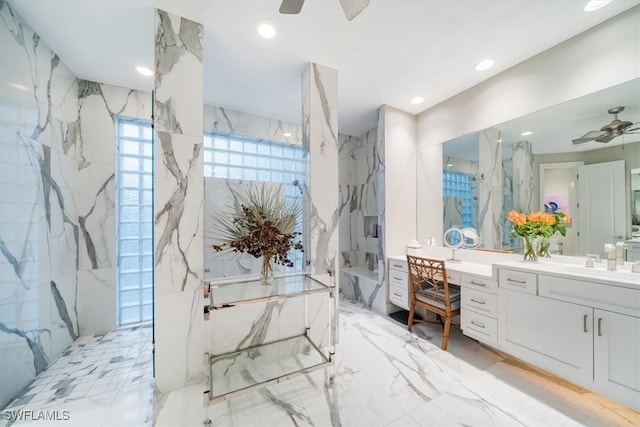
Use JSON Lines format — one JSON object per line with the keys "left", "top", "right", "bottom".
{"left": 381, "top": 106, "right": 417, "bottom": 257}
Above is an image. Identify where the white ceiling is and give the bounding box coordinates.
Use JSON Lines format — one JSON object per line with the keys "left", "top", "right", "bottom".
{"left": 9, "top": 0, "right": 640, "bottom": 137}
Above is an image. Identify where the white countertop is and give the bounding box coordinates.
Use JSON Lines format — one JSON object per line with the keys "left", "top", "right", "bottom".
{"left": 492, "top": 259, "right": 640, "bottom": 290}
{"left": 389, "top": 246, "right": 640, "bottom": 290}
{"left": 389, "top": 254, "right": 494, "bottom": 279}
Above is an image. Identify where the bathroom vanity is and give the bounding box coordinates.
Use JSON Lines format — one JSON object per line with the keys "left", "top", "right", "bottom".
{"left": 388, "top": 249, "right": 640, "bottom": 410}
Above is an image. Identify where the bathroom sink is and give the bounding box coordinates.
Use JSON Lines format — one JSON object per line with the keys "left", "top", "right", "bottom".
{"left": 559, "top": 265, "right": 639, "bottom": 284}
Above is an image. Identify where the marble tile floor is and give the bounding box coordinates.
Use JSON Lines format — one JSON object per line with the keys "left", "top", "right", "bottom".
{"left": 4, "top": 302, "right": 640, "bottom": 426}
{"left": 1, "top": 326, "right": 154, "bottom": 426}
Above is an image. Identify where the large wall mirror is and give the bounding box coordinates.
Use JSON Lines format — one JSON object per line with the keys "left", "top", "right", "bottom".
{"left": 437, "top": 78, "right": 640, "bottom": 257}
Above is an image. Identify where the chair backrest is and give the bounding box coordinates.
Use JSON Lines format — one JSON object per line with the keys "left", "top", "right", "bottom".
{"left": 406, "top": 255, "right": 455, "bottom": 313}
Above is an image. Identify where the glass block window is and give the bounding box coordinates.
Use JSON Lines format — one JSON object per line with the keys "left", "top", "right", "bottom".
{"left": 443, "top": 170, "right": 475, "bottom": 229}
{"left": 116, "top": 117, "right": 153, "bottom": 326}
{"left": 203, "top": 132, "right": 307, "bottom": 271}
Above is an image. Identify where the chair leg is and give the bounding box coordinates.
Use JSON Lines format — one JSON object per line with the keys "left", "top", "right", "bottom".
{"left": 407, "top": 303, "right": 415, "bottom": 332}
{"left": 442, "top": 315, "right": 452, "bottom": 350}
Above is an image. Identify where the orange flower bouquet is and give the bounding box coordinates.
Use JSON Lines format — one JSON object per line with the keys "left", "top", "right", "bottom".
{"left": 508, "top": 210, "right": 571, "bottom": 261}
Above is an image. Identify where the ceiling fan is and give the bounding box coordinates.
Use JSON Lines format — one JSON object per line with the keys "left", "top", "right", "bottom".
{"left": 572, "top": 106, "right": 640, "bottom": 145}
{"left": 279, "top": 0, "right": 370, "bottom": 21}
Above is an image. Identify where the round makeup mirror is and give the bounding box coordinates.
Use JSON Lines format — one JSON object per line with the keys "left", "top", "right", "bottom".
{"left": 461, "top": 227, "right": 481, "bottom": 249}
{"left": 443, "top": 227, "right": 464, "bottom": 249}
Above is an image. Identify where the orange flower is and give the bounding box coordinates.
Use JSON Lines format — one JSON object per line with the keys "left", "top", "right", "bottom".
{"left": 527, "top": 212, "right": 543, "bottom": 222}
{"left": 508, "top": 211, "right": 527, "bottom": 226}
{"left": 563, "top": 213, "right": 571, "bottom": 223}
{"left": 543, "top": 213, "right": 556, "bottom": 225}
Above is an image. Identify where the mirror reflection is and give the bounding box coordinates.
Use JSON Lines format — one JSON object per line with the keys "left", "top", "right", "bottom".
{"left": 439, "top": 78, "right": 640, "bottom": 257}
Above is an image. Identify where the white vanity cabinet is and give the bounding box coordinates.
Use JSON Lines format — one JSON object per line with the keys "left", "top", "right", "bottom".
{"left": 498, "top": 287, "right": 593, "bottom": 385}
{"left": 388, "top": 258, "right": 409, "bottom": 310}
{"left": 498, "top": 269, "right": 640, "bottom": 410}
{"left": 460, "top": 274, "right": 498, "bottom": 345}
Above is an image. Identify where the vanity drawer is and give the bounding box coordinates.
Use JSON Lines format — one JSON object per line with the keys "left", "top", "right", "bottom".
{"left": 389, "top": 259, "right": 408, "bottom": 273}
{"left": 539, "top": 275, "right": 640, "bottom": 318}
{"left": 389, "top": 282, "right": 409, "bottom": 309}
{"left": 433, "top": 270, "right": 461, "bottom": 285}
{"left": 499, "top": 269, "right": 537, "bottom": 294}
{"left": 462, "top": 288, "right": 498, "bottom": 318}
{"left": 461, "top": 310, "right": 497, "bottom": 345}
{"left": 389, "top": 269, "right": 408, "bottom": 288}
{"left": 461, "top": 274, "right": 498, "bottom": 294}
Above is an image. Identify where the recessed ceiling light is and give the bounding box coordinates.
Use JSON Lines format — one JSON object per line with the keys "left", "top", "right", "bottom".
{"left": 9, "top": 82, "right": 30, "bottom": 91}
{"left": 283, "top": 132, "right": 292, "bottom": 137}
{"left": 136, "top": 66, "right": 153, "bottom": 76}
{"left": 475, "top": 59, "right": 495, "bottom": 71}
{"left": 521, "top": 131, "right": 533, "bottom": 136}
{"left": 410, "top": 96, "right": 424, "bottom": 105}
{"left": 584, "top": 0, "right": 612, "bottom": 12}
{"left": 256, "top": 19, "right": 277, "bottom": 39}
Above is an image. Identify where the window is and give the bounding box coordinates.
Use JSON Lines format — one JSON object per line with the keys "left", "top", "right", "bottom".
{"left": 443, "top": 170, "right": 476, "bottom": 229}
{"left": 203, "top": 132, "right": 307, "bottom": 271}
{"left": 116, "top": 117, "right": 153, "bottom": 326}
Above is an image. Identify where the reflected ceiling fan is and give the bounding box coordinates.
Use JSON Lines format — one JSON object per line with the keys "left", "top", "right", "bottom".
{"left": 572, "top": 106, "right": 640, "bottom": 145}
{"left": 279, "top": 0, "right": 370, "bottom": 21}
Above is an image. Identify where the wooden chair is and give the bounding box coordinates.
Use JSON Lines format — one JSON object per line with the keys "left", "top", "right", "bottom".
{"left": 406, "top": 255, "right": 461, "bottom": 350}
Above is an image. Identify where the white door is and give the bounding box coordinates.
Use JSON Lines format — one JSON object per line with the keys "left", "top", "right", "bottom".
{"left": 578, "top": 160, "right": 625, "bottom": 256}
{"left": 593, "top": 309, "right": 640, "bottom": 411}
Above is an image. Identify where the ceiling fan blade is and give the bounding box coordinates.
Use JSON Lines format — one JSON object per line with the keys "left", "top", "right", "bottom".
{"left": 280, "top": 0, "right": 304, "bottom": 14}
{"left": 339, "top": 0, "right": 370, "bottom": 20}
{"left": 572, "top": 137, "right": 598, "bottom": 145}
{"left": 595, "top": 133, "right": 615, "bottom": 143}
{"left": 572, "top": 130, "right": 606, "bottom": 145}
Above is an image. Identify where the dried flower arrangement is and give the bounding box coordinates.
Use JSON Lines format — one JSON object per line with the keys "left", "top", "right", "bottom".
{"left": 210, "top": 183, "right": 303, "bottom": 284}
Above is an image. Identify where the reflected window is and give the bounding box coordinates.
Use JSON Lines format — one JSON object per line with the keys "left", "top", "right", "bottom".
{"left": 443, "top": 170, "right": 476, "bottom": 229}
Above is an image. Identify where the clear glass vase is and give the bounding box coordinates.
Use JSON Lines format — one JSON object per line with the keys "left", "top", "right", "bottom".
{"left": 521, "top": 236, "right": 538, "bottom": 262}
{"left": 537, "top": 237, "right": 551, "bottom": 258}
{"left": 260, "top": 257, "right": 274, "bottom": 285}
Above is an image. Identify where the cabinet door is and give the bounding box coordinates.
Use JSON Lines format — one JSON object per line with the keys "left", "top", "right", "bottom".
{"left": 593, "top": 309, "right": 640, "bottom": 410}
{"left": 498, "top": 289, "right": 593, "bottom": 387}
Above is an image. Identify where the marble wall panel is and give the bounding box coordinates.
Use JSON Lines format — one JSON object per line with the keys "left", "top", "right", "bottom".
{"left": 302, "top": 63, "right": 341, "bottom": 277}
{"left": 154, "top": 10, "right": 203, "bottom": 136}
{"left": 512, "top": 140, "right": 534, "bottom": 213}
{"left": 75, "top": 81, "right": 150, "bottom": 336}
{"left": 75, "top": 162, "right": 115, "bottom": 270}
{"left": 154, "top": 131, "right": 204, "bottom": 295}
{"left": 0, "top": 0, "right": 138, "bottom": 408}
{"left": 478, "top": 128, "right": 503, "bottom": 249}
{"left": 204, "top": 105, "right": 302, "bottom": 145}
{"left": 153, "top": 8, "right": 204, "bottom": 393}
{"left": 76, "top": 269, "right": 115, "bottom": 336}
{"left": 155, "top": 290, "right": 204, "bottom": 391}
{"left": 340, "top": 274, "right": 386, "bottom": 314}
